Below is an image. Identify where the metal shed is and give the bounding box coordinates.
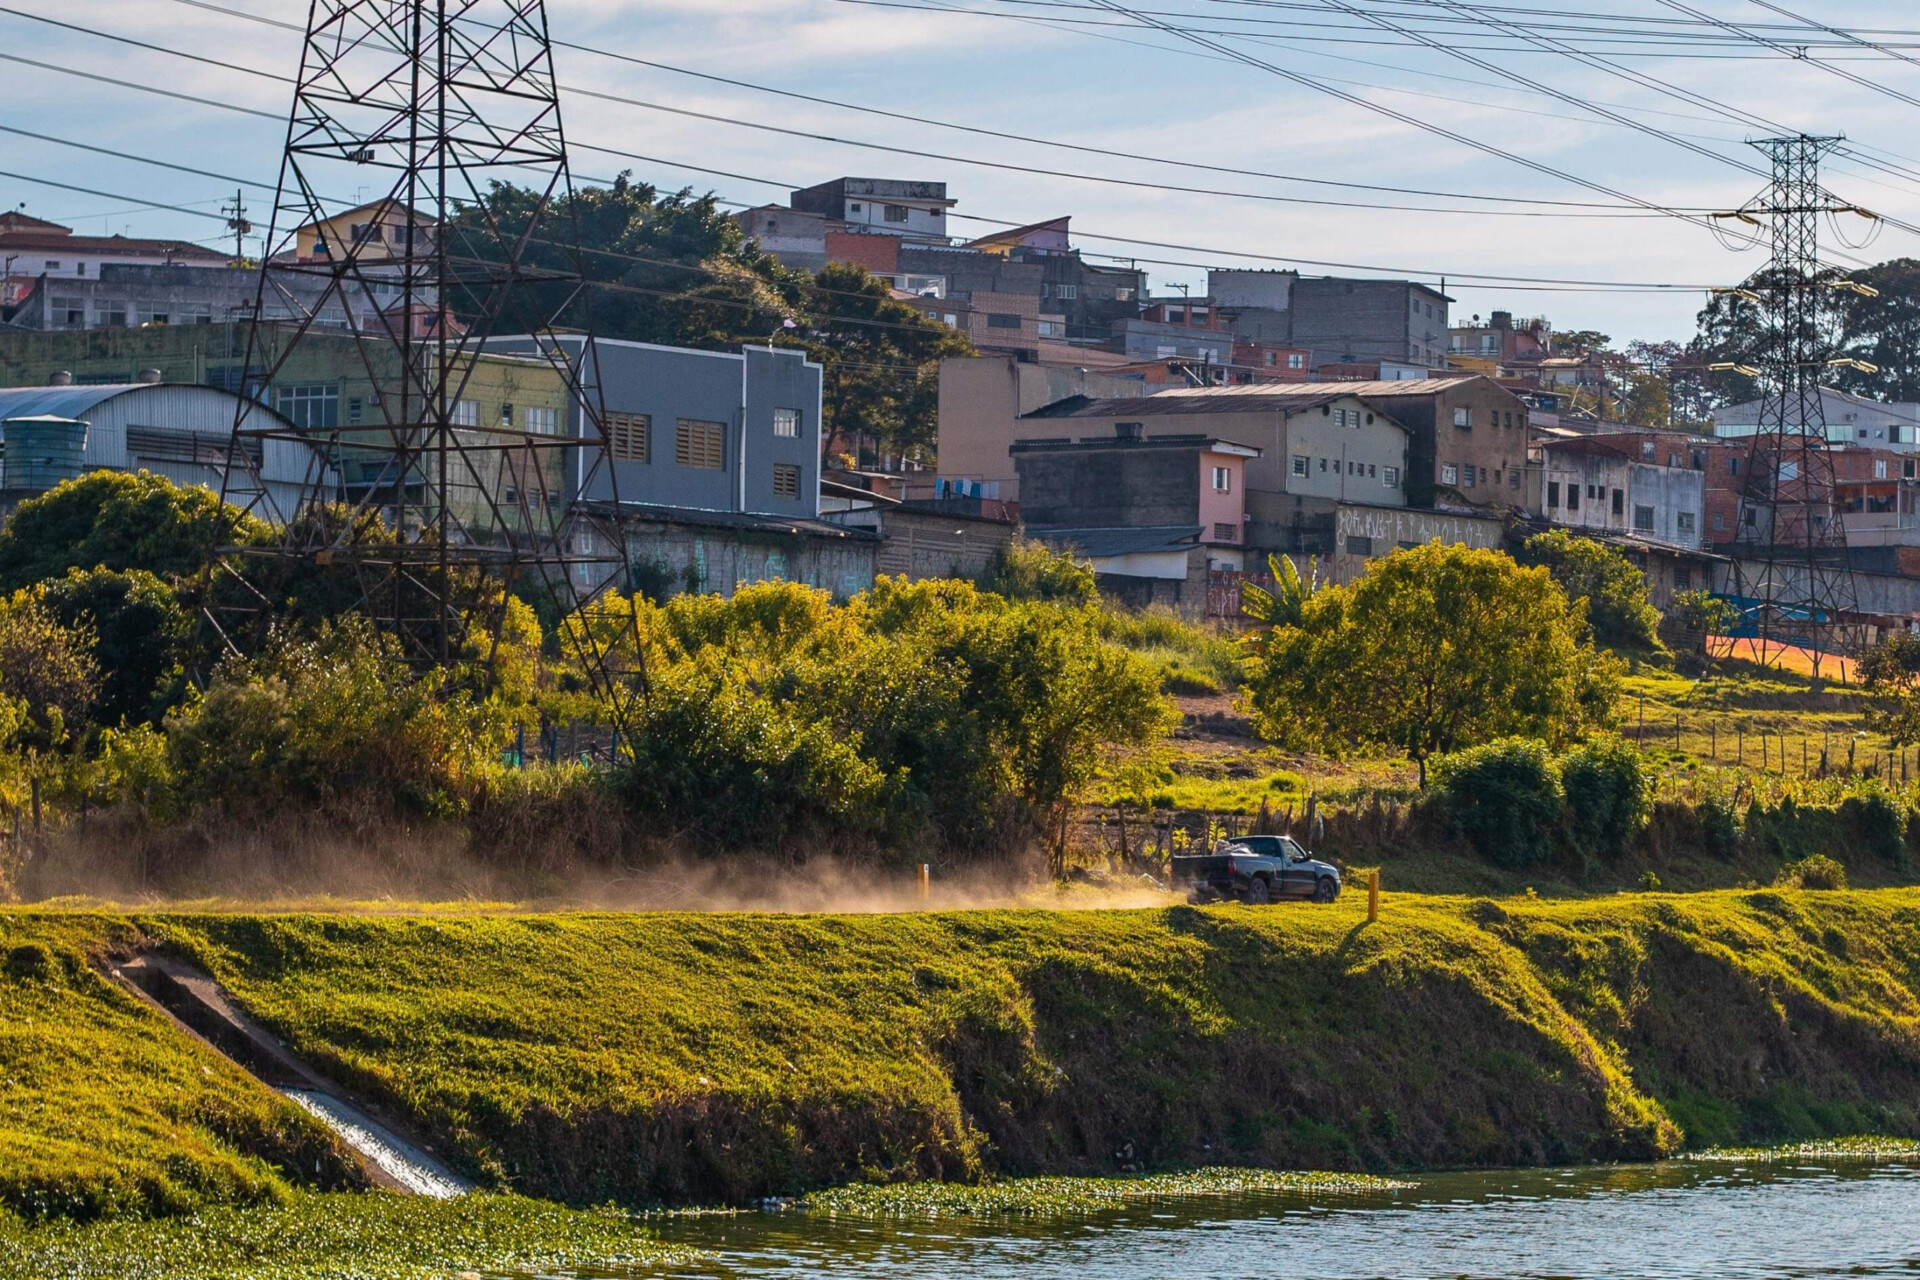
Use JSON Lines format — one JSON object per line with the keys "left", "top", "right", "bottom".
{"left": 0, "top": 382, "right": 330, "bottom": 520}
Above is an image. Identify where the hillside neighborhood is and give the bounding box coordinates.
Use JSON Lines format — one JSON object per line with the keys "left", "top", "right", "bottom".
{"left": 6, "top": 182, "right": 1917, "bottom": 640}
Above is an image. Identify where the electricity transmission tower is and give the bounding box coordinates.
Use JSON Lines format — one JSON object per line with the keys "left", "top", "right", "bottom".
{"left": 214, "top": 0, "right": 643, "bottom": 721}
{"left": 1720, "top": 135, "right": 1871, "bottom": 676}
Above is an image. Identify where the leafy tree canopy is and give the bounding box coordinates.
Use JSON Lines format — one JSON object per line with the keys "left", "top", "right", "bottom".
{"left": 1243, "top": 541, "right": 1620, "bottom": 784}
{"left": 1518, "top": 529, "right": 1663, "bottom": 652}
{"left": 0, "top": 471, "right": 266, "bottom": 593}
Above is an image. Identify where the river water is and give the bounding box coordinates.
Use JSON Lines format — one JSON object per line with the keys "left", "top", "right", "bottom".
{"left": 625, "top": 1157, "right": 1919, "bottom": 1279}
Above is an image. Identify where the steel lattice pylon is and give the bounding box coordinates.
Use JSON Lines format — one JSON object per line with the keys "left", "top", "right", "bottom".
{"left": 213, "top": 0, "right": 644, "bottom": 726}
{"left": 1726, "top": 135, "right": 1863, "bottom": 676}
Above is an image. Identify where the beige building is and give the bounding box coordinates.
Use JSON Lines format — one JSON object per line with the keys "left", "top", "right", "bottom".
{"left": 934, "top": 352, "right": 1151, "bottom": 498}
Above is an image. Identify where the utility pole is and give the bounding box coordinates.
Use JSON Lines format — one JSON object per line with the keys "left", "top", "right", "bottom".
{"left": 221, "top": 190, "right": 251, "bottom": 267}
{"left": 1717, "top": 135, "right": 1873, "bottom": 676}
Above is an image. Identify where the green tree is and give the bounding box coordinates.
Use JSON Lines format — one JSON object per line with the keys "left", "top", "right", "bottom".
{"left": 0, "top": 471, "right": 266, "bottom": 593}
{"left": 1519, "top": 529, "right": 1663, "bottom": 652}
{"left": 0, "top": 592, "right": 99, "bottom": 747}
{"left": 1860, "top": 631, "right": 1920, "bottom": 745}
{"left": 1559, "top": 734, "right": 1653, "bottom": 858}
{"left": 38, "top": 567, "right": 194, "bottom": 728}
{"left": 1244, "top": 541, "right": 1619, "bottom": 784}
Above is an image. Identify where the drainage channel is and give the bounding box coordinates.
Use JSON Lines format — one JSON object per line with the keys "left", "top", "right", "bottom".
{"left": 105, "top": 952, "right": 472, "bottom": 1199}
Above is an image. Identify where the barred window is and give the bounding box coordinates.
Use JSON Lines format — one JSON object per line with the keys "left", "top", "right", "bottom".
{"left": 676, "top": 418, "right": 726, "bottom": 470}
{"left": 773, "top": 463, "right": 802, "bottom": 497}
{"left": 773, "top": 407, "right": 801, "bottom": 438}
{"left": 605, "top": 412, "right": 649, "bottom": 462}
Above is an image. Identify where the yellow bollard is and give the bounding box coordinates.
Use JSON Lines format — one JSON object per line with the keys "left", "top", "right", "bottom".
{"left": 918, "top": 863, "right": 930, "bottom": 903}
{"left": 1368, "top": 869, "right": 1380, "bottom": 923}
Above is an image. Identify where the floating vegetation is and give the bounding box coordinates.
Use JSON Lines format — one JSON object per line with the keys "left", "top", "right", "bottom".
{"left": 1684, "top": 1136, "right": 1920, "bottom": 1163}
{"left": 0, "top": 1192, "right": 696, "bottom": 1280}
{"left": 796, "top": 1168, "right": 1413, "bottom": 1218}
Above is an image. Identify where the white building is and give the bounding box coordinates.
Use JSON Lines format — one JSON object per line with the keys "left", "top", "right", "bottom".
{"left": 1711, "top": 386, "right": 1920, "bottom": 450}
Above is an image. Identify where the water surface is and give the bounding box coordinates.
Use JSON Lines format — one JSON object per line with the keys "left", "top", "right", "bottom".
{"left": 630, "top": 1158, "right": 1920, "bottom": 1279}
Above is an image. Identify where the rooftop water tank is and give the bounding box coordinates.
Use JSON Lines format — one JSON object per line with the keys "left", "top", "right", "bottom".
{"left": 0, "top": 415, "right": 90, "bottom": 493}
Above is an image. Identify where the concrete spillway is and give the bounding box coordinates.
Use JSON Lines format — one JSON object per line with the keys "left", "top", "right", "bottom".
{"left": 106, "top": 952, "right": 472, "bottom": 1198}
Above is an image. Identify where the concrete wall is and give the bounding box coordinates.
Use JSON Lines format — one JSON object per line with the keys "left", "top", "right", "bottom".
{"left": 1015, "top": 440, "right": 1203, "bottom": 529}
{"left": 1366, "top": 381, "right": 1529, "bottom": 510}
{"left": 1625, "top": 461, "right": 1706, "bottom": 549}
{"left": 1323, "top": 504, "right": 1504, "bottom": 583}
{"left": 872, "top": 507, "right": 1014, "bottom": 581}
{"left": 1289, "top": 280, "right": 1448, "bottom": 366}
{"left": 615, "top": 518, "right": 877, "bottom": 602}
{"left": 1537, "top": 448, "right": 1631, "bottom": 533}
{"left": 14, "top": 264, "right": 388, "bottom": 331}
{"left": 933, "top": 356, "right": 1148, "bottom": 495}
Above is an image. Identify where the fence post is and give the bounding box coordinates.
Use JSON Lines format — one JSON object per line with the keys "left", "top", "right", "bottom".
{"left": 30, "top": 776, "right": 40, "bottom": 833}
{"left": 1737, "top": 728, "right": 1743, "bottom": 766}
{"left": 1710, "top": 724, "right": 1716, "bottom": 760}
{"left": 918, "top": 863, "right": 930, "bottom": 902}
{"left": 1368, "top": 869, "right": 1380, "bottom": 923}
{"left": 1638, "top": 695, "right": 1647, "bottom": 743}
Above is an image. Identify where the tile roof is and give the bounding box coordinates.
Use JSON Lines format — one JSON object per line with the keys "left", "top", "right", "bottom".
{"left": 1026, "top": 525, "right": 1202, "bottom": 557}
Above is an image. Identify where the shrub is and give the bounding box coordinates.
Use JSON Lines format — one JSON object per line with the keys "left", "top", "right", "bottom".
{"left": 1838, "top": 786, "right": 1908, "bottom": 868}
{"left": 1699, "top": 790, "right": 1742, "bottom": 859}
{"left": 0, "top": 592, "right": 99, "bottom": 747}
{"left": 979, "top": 540, "right": 1098, "bottom": 606}
{"left": 1432, "top": 738, "right": 1564, "bottom": 869}
{"left": 0, "top": 470, "right": 266, "bottom": 592}
{"left": 164, "top": 617, "right": 502, "bottom": 819}
{"left": 1558, "top": 735, "right": 1653, "bottom": 858}
{"left": 1518, "top": 528, "right": 1663, "bottom": 652}
{"left": 1775, "top": 853, "right": 1848, "bottom": 890}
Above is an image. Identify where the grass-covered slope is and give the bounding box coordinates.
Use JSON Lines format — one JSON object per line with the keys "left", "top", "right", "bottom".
{"left": 133, "top": 891, "right": 1920, "bottom": 1208}
{"left": 0, "top": 913, "right": 362, "bottom": 1221}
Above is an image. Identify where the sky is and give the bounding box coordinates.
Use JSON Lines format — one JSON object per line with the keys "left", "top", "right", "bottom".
{"left": 10, "top": 0, "right": 1920, "bottom": 345}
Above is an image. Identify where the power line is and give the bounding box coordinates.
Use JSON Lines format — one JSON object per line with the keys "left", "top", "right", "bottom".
{"left": 0, "top": 43, "right": 1731, "bottom": 290}
{"left": 3, "top": 3, "right": 1696, "bottom": 220}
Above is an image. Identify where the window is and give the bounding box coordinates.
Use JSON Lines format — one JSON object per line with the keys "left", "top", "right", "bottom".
{"left": 501, "top": 403, "right": 515, "bottom": 426}
{"left": 95, "top": 300, "right": 127, "bottom": 327}
{"left": 45, "top": 260, "right": 61, "bottom": 270}
{"left": 1634, "top": 504, "right": 1655, "bottom": 532}
{"left": 772, "top": 463, "right": 802, "bottom": 497}
{"left": 1677, "top": 511, "right": 1697, "bottom": 534}
{"left": 450, "top": 399, "right": 479, "bottom": 427}
{"left": 1463, "top": 465, "right": 1477, "bottom": 487}
{"left": 1319, "top": 458, "right": 1328, "bottom": 472}
{"left": 1713, "top": 510, "right": 1726, "bottom": 530}
{"left": 275, "top": 384, "right": 339, "bottom": 429}
{"left": 1452, "top": 406, "right": 1471, "bottom": 428}
{"left": 1036, "top": 321, "right": 1060, "bottom": 338}
{"left": 347, "top": 397, "right": 363, "bottom": 424}
{"left": 52, "top": 296, "right": 84, "bottom": 326}
{"left": 1612, "top": 489, "right": 1625, "bottom": 516}
{"left": 986, "top": 313, "right": 1021, "bottom": 329}
{"left": 1548, "top": 480, "right": 1561, "bottom": 507}
{"left": 1168, "top": 306, "right": 1185, "bottom": 322}
{"left": 524, "top": 405, "right": 557, "bottom": 435}
{"left": 1509, "top": 472, "right": 1520, "bottom": 489}
{"left": 1441, "top": 463, "right": 1459, "bottom": 485}
{"left": 1745, "top": 508, "right": 1758, "bottom": 527}
{"left": 1057, "top": 284, "right": 1078, "bottom": 300}
{"left": 137, "top": 305, "right": 170, "bottom": 325}
{"left": 1728, "top": 456, "right": 1742, "bottom": 476}
{"left": 605, "top": 412, "right": 649, "bottom": 461}
{"left": 1264, "top": 351, "right": 1277, "bottom": 367}
{"left": 1668, "top": 452, "right": 1681, "bottom": 467}
{"left": 1211, "top": 466, "right": 1231, "bottom": 492}
{"left": 676, "top": 418, "right": 726, "bottom": 470}
{"left": 1114, "top": 286, "right": 1135, "bottom": 302}
{"left": 350, "top": 221, "right": 380, "bottom": 244}
{"left": 1906, "top": 459, "right": 1918, "bottom": 479}
{"left": 1287, "top": 352, "right": 1304, "bottom": 369}
{"left": 1674, "top": 567, "right": 1693, "bottom": 590}
{"left": 1567, "top": 485, "right": 1580, "bottom": 512}
{"left": 1213, "top": 521, "right": 1238, "bottom": 542}
{"left": 1334, "top": 408, "right": 1348, "bottom": 428}
{"left": 1292, "top": 455, "right": 1309, "bottom": 477}
{"left": 882, "top": 204, "right": 909, "bottom": 222}
{"left": 1345, "top": 535, "right": 1374, "bottom": 556}
{"left": 1876, "top": 459, "right": 1889, "bottom": 479}
{"left": 1368, "top": 464, "right": 1377, "bottom": 478}
{"left": 848, "top": 202, "right": 863, "bottom": 213}
{"left": 1383, "top": 465, "right": 1400, "bottom": 488}
{"left": 1641, "top": 440, "right": 1656, "bottom": 460}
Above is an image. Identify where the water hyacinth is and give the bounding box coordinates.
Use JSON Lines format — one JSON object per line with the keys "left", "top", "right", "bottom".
{"left": 796, "top": 1168, "right": 1414, "bottom": 1218}
{"left": 1683, "top": 1136, "right": 1920, "bottom": 1163}
{"left": 0, "top": 1193, "right": 696, "bottom": 1280}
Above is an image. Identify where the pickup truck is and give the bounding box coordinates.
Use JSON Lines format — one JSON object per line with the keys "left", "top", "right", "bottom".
{"left": 1170, "top": 835, "right": 1342, "bottom": 905}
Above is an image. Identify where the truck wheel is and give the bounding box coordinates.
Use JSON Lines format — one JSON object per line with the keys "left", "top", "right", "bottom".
{"left": 1242, "top": 877, "right": 1272, "bottom": 905}
{"left": 1313, "top": 877, "right": 1339, "bottom": 904}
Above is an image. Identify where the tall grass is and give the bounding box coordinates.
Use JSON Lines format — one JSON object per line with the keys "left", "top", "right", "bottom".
{"left": 1095, "top": 606, "right": 1244, "bottom": 695}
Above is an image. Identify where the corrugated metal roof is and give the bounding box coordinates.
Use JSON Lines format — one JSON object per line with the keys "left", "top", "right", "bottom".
{"left": 1026, "top": 525, "right": 1201, "bottom": 557}
{"left": 0, "top": 384, "right": 160, "bottom": 421}
{"left": 1025, "top": 391, "right": 1344, "bottom": 418}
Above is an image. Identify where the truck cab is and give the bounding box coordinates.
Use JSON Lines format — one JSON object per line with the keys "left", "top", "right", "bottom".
{"left": 1170, "top": 835, "right": 1342, "bottom": 905}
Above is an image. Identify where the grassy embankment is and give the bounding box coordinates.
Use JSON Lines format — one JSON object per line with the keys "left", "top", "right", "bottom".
{"left": 4, "top": 890, "right": 1917, "bottom": 1225}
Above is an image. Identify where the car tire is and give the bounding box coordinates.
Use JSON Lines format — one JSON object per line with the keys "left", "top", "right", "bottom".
{"left": 1242, "top": 877, "right": 1272, "bottom": 905}
{"left": 1313, "top": 877, "right": 1339, "bottom": 904}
